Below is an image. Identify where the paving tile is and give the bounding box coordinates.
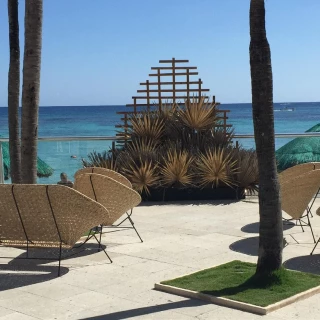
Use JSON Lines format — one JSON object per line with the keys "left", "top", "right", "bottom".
{"left": 1, "top": 200, "right": 320, "bottom": 319}
{"left": 0, "top": 312, "right": 39, "bottom": 320}
{"left": 18, "top": 282, "right": 87, "bottom": 301}
{"left": 0, "top": 292, "right": 84, "bottom": 320}
{"left": 0, "top": 306, "right": 15, "bottom": 317}
{"left": 59, "top": 291, "right": 120, "bottom": 309}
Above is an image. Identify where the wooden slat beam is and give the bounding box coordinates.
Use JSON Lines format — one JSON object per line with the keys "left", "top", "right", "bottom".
{"left": 159, "top": 59, "right": 189, "bottom": 63}
{"left": 118, "top": 110, "right": 229, "bottom": 114}
{"left": 151, "top": 66, "right": 197, "bottom": 70}
{"left": 132, "top": 95, "right": 207, "bottom": 100}
{"left": 140, "top": 81, "right": 203, "bottom": 85}
{"left": 137, "top": 88, "right": 210, "bottom": 93}
{"left": 149, "top": 72, "right": 198, "bottom": 77}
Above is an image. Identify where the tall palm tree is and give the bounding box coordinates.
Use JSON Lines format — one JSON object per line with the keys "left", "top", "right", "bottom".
{"left": 7, "top": 0, "right": 21, "bottom": 183}
{"left": 249, "top": 0, "right": 283, "bottom": 275}
{"left": 21, "top": 0, "right": 43, "bottom": 183}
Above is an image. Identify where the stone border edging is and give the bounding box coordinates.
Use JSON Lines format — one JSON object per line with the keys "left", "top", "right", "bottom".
{"left": 154, "top": 282, "right": 320, "bottom": 315}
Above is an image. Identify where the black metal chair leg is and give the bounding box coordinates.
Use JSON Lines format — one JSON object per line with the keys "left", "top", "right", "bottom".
{"left": 74, "top": 232, "right": 94, "bottom": 248}
{"left": 58, "top": 242, "right": 62, "bottom": 277}
{"left": 127, "top": 213, "right": 143, "bottom": 242}
{"left": 307, "top": 214, "right": 316, "bottom": 243}
{"left": 93, "top": 234, "right": 112, "bottom": 263}
{"left": 299, "top": 219, "right": 304, "bottom": 232}
{"left": 98, "top": 225, "right": 103, "bottom": 252}
{"left": 311, "top": 237, "right": 320, "bottom": 255}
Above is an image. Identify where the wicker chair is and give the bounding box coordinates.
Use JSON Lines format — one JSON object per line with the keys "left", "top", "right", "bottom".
{"left": 0, "top": 184, "right": 112, "bottom": 276}
{"left": 279, "top": 162, "right": 319, "bottom": 216}
{"left": 75, "top": 168, "right": 143, "bottom": 242}
{"left": 75, "top": 167, "right": 132, "bottom": 188}
{"left": 74, "top": 173, "right": 143, "bottom": 242}
{"left": 281, "top": 170, "right": 320, "bottom": 244}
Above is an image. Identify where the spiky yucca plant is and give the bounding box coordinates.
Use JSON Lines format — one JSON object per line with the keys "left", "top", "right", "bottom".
{"left": 82, "top": 150, "right": 117, "bottom": 171}
{"left": 129, "top": 112, "right": 165, "bottom": 142}
{"left": 232, "top": 148, "right": 259, "bottom": 194}
{"left": 197, "top": 148, "right": 237, "bottom": 188}
{"left": 126, "top": 138, "right": 159, "bottom": 154}
{"left": 160, "top": 149, "right": 194, "bottom": 188}
{"left": 177, "top": 96, "right": 217, "bottom": 131}
{"left": 121, "top": 158, "right": 159, "bottom": 195}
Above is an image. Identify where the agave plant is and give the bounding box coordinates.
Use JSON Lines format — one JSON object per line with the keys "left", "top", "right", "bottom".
{"left": 129, "top": 112, "right": 165, "bottom": 142}
{"left": 126, "top": 138, "right": 159, "bottom": 154}
{"left": 196, "top": 148, "right": 238, "bottom": 188}
{"left": 232, "top": 148, "right": 259, "bottom": 194}
{"left": 160, "top": 149, "right": 194, "bottom": 188}
{"left": 177, "top": 96, "right": 218, "bottom": 131}
{"left": 82, "top": 150, "right": 117, "bottom": 171}
{"left": 121, "top": 158, "right": 159, "bottom": 195}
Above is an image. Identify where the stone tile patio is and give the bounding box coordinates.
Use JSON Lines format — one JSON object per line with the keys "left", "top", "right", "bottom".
{"left": 0, "top": 197, "right": 320, "bottom": 319}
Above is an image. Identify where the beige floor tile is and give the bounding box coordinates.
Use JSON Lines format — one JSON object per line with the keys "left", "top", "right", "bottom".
{"left": 18, "top": 282, "right": 87, "bottom": 301}
{"left": 59, "top": 291, "right": 119, "bottom": 309}
{"left": 0, "top": 312, "right": 39, "bottom": 320}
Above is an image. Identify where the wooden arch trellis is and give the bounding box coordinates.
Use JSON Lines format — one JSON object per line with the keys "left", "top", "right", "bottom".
{"left": 116, "top": 58, "right": 232, "bottom": 143}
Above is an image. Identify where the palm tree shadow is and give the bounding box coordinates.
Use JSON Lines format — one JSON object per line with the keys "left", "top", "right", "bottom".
{"left": 241, "top": 221, "right": 295, "bottom": 233}
{"left": 0, "top": 243, "right": 108, "bottom": 291}
{"left": 139, "top": 199, "right": 240, "bottom": 207}
{"left": 284, "top": 254, "right": 320, "bottom": 275}
{"left": 84, "top": 278, "right": 267, "bottom": 320}
{"left": 229, "top": 236, "right": 259, "bottom": 256}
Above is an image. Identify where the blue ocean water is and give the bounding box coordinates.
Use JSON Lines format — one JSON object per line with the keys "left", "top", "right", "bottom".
{"left": 0, "top": 102, "right": 319, "bottom": 184}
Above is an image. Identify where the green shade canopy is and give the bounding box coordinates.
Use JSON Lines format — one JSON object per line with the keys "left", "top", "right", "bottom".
{"left": 276, "top": 123, "right": 320, "bottom": 171}
{"left": 1, "top": 142, "right": 54, "bottom": 180}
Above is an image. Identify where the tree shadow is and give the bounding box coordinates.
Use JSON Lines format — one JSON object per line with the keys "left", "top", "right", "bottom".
{"left": 241, "top": 221, "right": 295, "bottom": 234}
{"left": 83, "top": 299, "right": 214, "bottom": 320}
{"left": 229, "top": 236, "right": 259, "bottom": 256}
{"left": 84, "top": 277, "right": 269, "bottom": 320}
{"left": 284, "top": 254, "right": 320, "bottom": 275}
{"left": 139, "top": 199, "right": 240, "bottom": 207}
{"left": 0, "top": 243, "right": 109, "bottom": 291}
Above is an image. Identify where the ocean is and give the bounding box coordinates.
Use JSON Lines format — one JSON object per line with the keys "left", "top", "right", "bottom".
{"left": 0, "top": 102, "right": 319, "bottom": 184}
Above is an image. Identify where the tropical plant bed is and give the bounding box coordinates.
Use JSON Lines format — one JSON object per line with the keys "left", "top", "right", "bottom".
{"left": 155, "top": 260, "right": 320, "bottom": 315}
{"left": 142, "top": 187, "right": 245, "bottom": 201}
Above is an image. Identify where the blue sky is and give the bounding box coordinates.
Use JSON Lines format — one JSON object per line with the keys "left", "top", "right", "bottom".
{"left": 0, "top": 0, "right": 320, "bottom": 106}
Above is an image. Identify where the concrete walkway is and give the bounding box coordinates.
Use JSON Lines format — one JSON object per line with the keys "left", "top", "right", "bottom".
{"left": 0, "top": 197, "right": 320, "bottom": 319}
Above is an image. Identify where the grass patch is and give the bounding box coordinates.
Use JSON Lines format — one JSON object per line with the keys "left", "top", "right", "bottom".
{"left": 161, "top": 260, "right": 320, "bottom": 307}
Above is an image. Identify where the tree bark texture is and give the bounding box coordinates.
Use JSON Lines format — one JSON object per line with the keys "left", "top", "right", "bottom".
{"left": 21, "top": 0, "right": 43, "bottom": 183}
{"left": 8, "top": 0, "right": 21, "bottom": 183}
{"left": 249, "top": 0, "right": 283, "bottom": 274}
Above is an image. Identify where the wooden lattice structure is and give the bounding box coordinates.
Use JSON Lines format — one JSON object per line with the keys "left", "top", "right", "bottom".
{"left": 116, "top": 58, "right": 232, "bottom": 141}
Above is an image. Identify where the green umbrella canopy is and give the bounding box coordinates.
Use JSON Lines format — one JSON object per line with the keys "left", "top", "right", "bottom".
{"left": 1, "top": 142, "right": 54, "bottom": 180}
{"left": 276, "top": 123, "right": 320, "bottom": 171}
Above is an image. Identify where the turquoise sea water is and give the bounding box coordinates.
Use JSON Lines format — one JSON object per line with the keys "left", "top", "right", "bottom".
{"left": 0, "top": 102, "right": 319, "bottom": 184}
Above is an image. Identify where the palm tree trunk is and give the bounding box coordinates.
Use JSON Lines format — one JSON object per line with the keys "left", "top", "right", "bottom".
{"left": 7, "top": 0, "right": 21, "bottom": 183}
{"left": 21, "top": 0, "right": 43, "bottom": 184}
{"left": 249, "top": 0, "right": 283, "bottom": 274}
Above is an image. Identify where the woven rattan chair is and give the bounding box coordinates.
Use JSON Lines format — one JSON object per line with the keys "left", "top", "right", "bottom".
{"left": 279, "top": 162, "right": 319, "bottom": 217}
{"left": 74, "top": 173, "right": 143, "bottom": 242}
{"left": 0, "top": 184, "right": 112, "bottom": 276}
{"left": 281, "top": 170, "right": 320, "bottom": 244}
{"left": 75, "top": 167, "right": 142, "bottom": 241}
{"left": 75, "top": 167, "right": 132, "bottom": 188}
